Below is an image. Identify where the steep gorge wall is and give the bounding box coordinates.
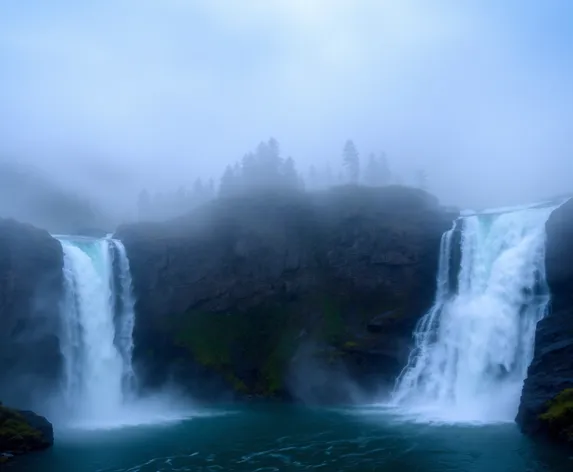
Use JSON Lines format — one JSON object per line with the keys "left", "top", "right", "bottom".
{"left": 116, "top": 186, "right": 455, "bottom": 402}
{"left": 518, "top": 198, "right": 573, "bottom": 446}
{"left": 0, "top": 219, "right": 64, "bottom": 411}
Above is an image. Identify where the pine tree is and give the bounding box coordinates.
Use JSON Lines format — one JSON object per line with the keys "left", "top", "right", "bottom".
{"left": 282, "top": 156, "right": 300, "bottom": 190}
{"left": 364, "top": 153, "right": 377, "bottom": 186}
{"left": 219, "top": 166, "right": 236, "bottom": 197}
{"left": 342, "top": 140, "right": 360, "bottom": 183}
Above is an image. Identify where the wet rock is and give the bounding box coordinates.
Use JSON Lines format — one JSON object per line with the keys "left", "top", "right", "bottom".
{"left": 0, "top": 219, "right": 64, "bottom": 410}
{"left": 517, "top": 198, "right": 573, "bottom": 447}
{"left": 0, "top": 404, "right": 54, "bottom": 458}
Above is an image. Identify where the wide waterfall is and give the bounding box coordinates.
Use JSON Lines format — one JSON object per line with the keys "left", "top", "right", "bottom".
{"left": 391, "top": 204, "right": 558, "bottom": 423}
{"left": 57, "top": 236, "right": 137, "bottom": 426}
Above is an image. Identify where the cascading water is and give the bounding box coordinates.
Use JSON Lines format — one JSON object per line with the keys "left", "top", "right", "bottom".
{"left": 57, "top": 236, "right": 136, "bottom": 425}
{"left": 110, "top": 239, "right": 137, "bottom": 396}
{"left": 391, "top": 204, "right": 558, "bottom": 423}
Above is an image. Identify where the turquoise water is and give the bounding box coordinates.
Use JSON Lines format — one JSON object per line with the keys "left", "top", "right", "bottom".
{"left": 9, "top": 404, "right": 571, "bottom": 472}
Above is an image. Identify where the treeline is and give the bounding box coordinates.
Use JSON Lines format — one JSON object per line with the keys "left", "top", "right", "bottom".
{"left": 136, "top": 138, "right": 429, "bottom": 221}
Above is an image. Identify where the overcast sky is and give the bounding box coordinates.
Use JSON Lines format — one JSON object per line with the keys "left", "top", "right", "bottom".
{"left": 1, "top": 0, "right": 572, "bottom": 210}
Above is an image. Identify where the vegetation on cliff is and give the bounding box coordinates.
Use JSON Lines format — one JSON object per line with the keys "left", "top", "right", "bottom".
{"left": 0, "top": 404, "right": 53, "bottom": 460}
{"left": 538, "top": 389, "right": 573, "bottom": 443}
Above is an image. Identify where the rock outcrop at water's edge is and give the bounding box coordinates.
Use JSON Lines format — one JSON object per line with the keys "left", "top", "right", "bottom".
{"left": 0, "top": 219, "right": 64, "bottom": 411}
{"left": 116, "top": 186, "right": 456, "bottom": 402}
{"left": 517, "top": 198, "right": 573, "bottom": 447}
{"left": 0, "top": 403, "right": 53, "bottom": 462}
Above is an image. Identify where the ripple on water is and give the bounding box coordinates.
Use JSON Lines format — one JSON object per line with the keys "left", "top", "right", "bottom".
{"left": 8, "top": 405, "right": 572, "bottom": 472}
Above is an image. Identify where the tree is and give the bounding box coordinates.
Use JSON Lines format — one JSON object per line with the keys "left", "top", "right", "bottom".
{"left": 281, "top": 156, "right": 300, "bottom": 191}
{"left": 364, "top": 151, "right": 392, "bottom": 186}
{"left": 219, "top": 165, "right": 236, "bottom": 197}
{"left": 342, "top": 140, "right": 359, "bottom": 183}
{"left": 193, "top": 178, "right": 206, "bottom": 203}
{"left": 364, "top": 153, "right": 377, "bottom": 186}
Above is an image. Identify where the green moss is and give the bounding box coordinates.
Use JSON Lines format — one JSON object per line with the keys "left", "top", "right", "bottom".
{"left": 259, "top": 328, "right": 300, "bottom": 395}
{"left": 539, "top": 388, "right": 573, "bottom": 442}
{"left": 161, "top": 286, "right": 411, "bottom": 398}
{"left": 540, "top": 389, "right": 573, "bottom": 421}
{"left": 224, "top": 374, "right": 248, "bottom": 394}
{"left": 0, "top": 406, "right": 42, "bottom": 453}
{"left": 321, "top": 296, "right": 345, "bottom": 344}
{"left": 167, "top": 304, "right": 303, "bottom": 396}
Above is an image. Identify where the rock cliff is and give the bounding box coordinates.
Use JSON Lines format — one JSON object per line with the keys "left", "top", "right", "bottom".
{"left": 116, "top": 186, "right": 455, "bottom": 402}
{"left": 517, "top": 198, "right": 573, "bottom": 446}
{"left": 0, "top": 403, "right": 53, "bottom": 462}
{"left": 0, "top": 219, "right": 64, "bottom": 410}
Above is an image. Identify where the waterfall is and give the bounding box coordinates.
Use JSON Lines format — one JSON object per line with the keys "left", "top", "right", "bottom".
{"left": 110, "top": 239, "right": 137, "bottom": 396}
{"left": 391, "top": 204, "right": 557, "bottom": 423}
{"left": 57, "top": 236, "right": 136, "bottom": 425}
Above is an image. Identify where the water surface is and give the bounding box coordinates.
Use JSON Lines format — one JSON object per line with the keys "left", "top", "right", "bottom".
{"left": 8, "top": 404, "right": 571, "bottom": 472}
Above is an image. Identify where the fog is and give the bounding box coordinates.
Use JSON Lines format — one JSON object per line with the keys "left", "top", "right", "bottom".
{"left": 1, "top": 0, "right": 572, "bottom": 227}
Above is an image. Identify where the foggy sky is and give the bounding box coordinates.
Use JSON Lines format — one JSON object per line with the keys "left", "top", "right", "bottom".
{"left": 1, "top": 0, "right": 572, "bottom": 211}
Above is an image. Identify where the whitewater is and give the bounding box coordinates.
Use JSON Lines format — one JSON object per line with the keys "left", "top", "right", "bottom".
{"left": 55, "top": 235, "right": 191, "bottom": 429}
{"left": 391, "top": 203, "right": 559, "bottom": 423}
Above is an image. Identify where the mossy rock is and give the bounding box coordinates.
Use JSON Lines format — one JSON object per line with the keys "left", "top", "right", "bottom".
{"left": 0, "top": 405, "right": 53, "bottom": 455}
{"left": 167, "top": 303, "right": 304, "bottom": 396}
{"left": 538, "top": 388, "right": 573, "bottom": 443}
{"left": 159, "top": 288, "right": 412, "bottom": 398}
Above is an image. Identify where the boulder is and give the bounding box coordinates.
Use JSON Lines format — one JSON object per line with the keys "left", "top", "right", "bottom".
{"left": 0, "top": 404, "right": 53, "bottom": 459}
{"left": 517, "top": 198, "right": 573, "bottom": 446}
{"left": 116, "top": 186, "right": 455, "bottom": 402}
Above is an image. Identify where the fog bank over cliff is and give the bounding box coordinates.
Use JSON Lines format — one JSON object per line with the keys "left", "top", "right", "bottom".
{"left": 1, "top": 0, "right": 571, "bottom": 217}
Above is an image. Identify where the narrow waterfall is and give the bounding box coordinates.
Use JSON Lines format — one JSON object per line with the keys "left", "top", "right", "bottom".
{"left": 392, "top": 204, "right": 557, "bottom": 422}
{"left": 110, "top": 239, "right": 137, "bottom": 396}
{"left": 57, "top": 236, "right": 136, "bottom": 424}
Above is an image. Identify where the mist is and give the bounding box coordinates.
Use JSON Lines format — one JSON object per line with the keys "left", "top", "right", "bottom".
{"left": 1, "top": 0, "right": 571, "bottom": 227}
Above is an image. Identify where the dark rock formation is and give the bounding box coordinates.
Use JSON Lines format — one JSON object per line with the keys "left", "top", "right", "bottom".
{"left": 517, "top": 198, "right": 573, "bottom": 446}
{"left": 116, "top": 186, "right": 455, "bottom": 402}
{"left": 0, "top": 403, "right": 53, "bottom": 461}
{"left": 0, "top": 219, "right": 64, "bottom": 411}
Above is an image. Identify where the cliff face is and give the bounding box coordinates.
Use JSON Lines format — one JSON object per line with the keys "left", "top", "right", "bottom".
{"left": 116, "top": 186, "right": 455, "bottom": 402}
{"left": 0, "top": 219, "right": 64, "bottom": 410}
{"left": 517, "top": 198, "right": 573, "bottom": 446}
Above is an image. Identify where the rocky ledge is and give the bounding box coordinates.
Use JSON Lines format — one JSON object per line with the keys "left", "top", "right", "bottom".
{"left": 517, "top": 198, "right": 573, "bottom": 446}
{"left": 0, "top": 403, "right": 53, "bottom": 463}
